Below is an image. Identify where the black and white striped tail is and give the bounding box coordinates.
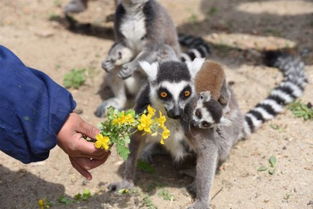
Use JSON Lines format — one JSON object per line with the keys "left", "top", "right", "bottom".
{"left": 242, "top": 50, "right": 308, "bottom": 136}
{"left": 178, "top": 33, "right": 211, "bottom": 62}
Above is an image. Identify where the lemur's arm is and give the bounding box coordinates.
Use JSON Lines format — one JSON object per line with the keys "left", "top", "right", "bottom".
{"left": 118, "top": 43, "right": 162, "bottom": 79}
{"left": 101, "top": 42, "right": 134, "bottom": 73}
{"left": 189, "top": 135, "right": 218, "bottom": 209}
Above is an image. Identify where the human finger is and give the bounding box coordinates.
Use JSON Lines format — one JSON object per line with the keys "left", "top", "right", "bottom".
{"left": 70, "top": 157, "right": 92, "bottom": 180}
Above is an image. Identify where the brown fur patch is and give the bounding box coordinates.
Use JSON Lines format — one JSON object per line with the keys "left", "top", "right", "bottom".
{"left": 194, "top": 61, "right": 226, "bottom": 100}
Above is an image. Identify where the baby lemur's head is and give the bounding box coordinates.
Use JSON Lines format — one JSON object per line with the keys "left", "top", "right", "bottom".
{"left": 189, "top": 61, "right": 231, "bottom": 129}
{"left": 191, "top": 91, "right": 223, "bottom": 129}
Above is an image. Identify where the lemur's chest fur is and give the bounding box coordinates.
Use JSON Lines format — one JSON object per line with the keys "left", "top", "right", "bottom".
{"left": 146, "top": 117, "right": 189, "bottom": 161}
{"left": 148, "top": 95, "right": 191, "bottom": 161}
{"left": 120, "top": 10, "right": 146, "bottom": 51}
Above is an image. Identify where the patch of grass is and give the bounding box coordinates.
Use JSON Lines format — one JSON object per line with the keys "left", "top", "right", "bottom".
{"left": 269, "top": 124, "right": 285, "bottom": 132}
{"left": 48, "top": 13, "right": 61, "bottom": 21}
{"left": 288, "top": 100, "right": 313, "bottom": 121}
{"left": 257, "top": 155, "right": 277, "bottom": 175}
{"left": 57, "top": 196, "right": 73, "bottom": 205}
{"left": 63, "top": 68, "right": 86, "bottom": 89}
{"left": 157, "top": 189, "right": 175, "bottom": 201}
{"left": 74, "top": 189, "right": 92, "bottom": 201}
{"left": 207, "top": 7, "right": 218, "bottom": 16}
{"left": 214, "top": 43, "right": 233, "bottom": 55}
{"left": 188, "top": 14, "right": 198, "bottom": 23}
{"left": 143, "top": 195, "right": 157, "bottom": 209}
{"left": 137, "top": 160, "right": 155, "bottom": 174}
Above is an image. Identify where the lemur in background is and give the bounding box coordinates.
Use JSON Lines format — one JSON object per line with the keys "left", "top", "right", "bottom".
{"left": 180, "top": 51, "right": 307, "bottom": 209}
{"left": 95, "top": 0, "right": 210, "bottom": 117}
{"left": 64, "top": 0, "right": 121, "bottom": 14}
{"left": 108, "top": 51, "right": 307, "bottom": 209}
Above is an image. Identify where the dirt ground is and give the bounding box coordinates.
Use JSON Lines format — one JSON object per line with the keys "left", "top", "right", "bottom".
{"left": 0, "top": 0, "right": 313, "bottom": 208}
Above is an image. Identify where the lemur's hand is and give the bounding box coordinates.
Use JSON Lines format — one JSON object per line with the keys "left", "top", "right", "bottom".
{"left": 102, "top": 50, "right": 123, "bottom": 73}
{"left": 118, "top": 62, "right": 137, "bottom": 79}
{"left": 101, "top": 58, "right": 116, "bottom": 73}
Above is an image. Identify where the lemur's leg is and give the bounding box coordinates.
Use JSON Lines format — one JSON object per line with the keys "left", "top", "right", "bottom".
{"left": 64, "top": 0, "right": 88, "bottom": 14}
{"left": 102, "top": 43, "right": 134, "bottom": 73}
{"left": 95, "top": 68, "right": 127, "bottom": 117}
{"left": 118, "top": 44, "right": 161, "bottom": 79}
{"left": 187, "top": 140, "right": 218, "bottom": 209}
{"left": 108, "top": 132, "right": 146, "bottom": 191}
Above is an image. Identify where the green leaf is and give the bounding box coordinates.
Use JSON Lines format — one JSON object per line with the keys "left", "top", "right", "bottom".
{"left": 118, "top": 189, "right": 129, "bottom": 194}
{"left": 74, "top": 193, "right": 82, "bottom": 200}
{"left": 269, "top": 156, "right": 277, "bottom": 168}
{"left": 82, "top": 189, "right": 91, "bottom": 200}
{"left": 116, "top": 144, "right": 130, "bottom": 160}
{"left": 57, "top": 196, "right": 72, "bottom": 205}
{"left": 63, "top": 69, "right": 86, "bottom": 89}
{"left": 137, "top": 160, "right": 155, "bottom": 173}
{"left": 157, "top": 189, "right": 175, "bottom": 201}
{"left": 257, "top": 166, "right": 268, "bottom": 172}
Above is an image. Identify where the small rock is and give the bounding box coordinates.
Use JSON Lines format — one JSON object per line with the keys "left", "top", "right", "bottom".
{"left": 34, "top": 30, "right": 54, "bottom": 38}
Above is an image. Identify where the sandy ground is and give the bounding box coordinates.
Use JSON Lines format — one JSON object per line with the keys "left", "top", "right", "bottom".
{"left": 0, "top": 0, "right": 313, "bottom": 208}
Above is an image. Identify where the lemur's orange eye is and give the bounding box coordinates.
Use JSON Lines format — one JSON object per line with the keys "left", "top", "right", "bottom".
{"left": 184, "top": 90, "right": 191, "bottom": 97}
{"left": 160, "top": 92, "right": 168, "bottom": 98}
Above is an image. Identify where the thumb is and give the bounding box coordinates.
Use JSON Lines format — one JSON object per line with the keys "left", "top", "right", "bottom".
{"left": 77, "top": 118, "right": 100, "bottom": 139}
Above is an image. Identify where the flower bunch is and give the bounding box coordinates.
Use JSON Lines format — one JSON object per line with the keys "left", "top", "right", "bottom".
{"left": 95, "top": 106, "right": 170, "bottom": 160}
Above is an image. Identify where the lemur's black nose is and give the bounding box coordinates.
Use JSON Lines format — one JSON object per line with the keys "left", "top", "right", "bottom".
{"left": 202, "top": 121, "right": 211, "bottom": 128}
{"left": 168, "top": 113, "right": 180, "bottom": 119}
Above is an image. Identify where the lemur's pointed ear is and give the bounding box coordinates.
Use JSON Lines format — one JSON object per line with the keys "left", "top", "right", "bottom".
{"left": 139, "top": 61, "right": 159, "bottom": 81}
{"left": 186, "top": 58, "right": 205, "bottom": 78}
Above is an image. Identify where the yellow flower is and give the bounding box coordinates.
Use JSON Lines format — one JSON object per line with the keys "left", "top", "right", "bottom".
{"left": 147, "top": 105, "right": 156, "bottom": 117}
{"left": 95, "top": 134, "right": 111, "bottom": 150}
{"left": 157, "top": 111, "right": 166, "bottom": 128}
{"left": 137, "top": 114, "right": 153, "bottom": 134}
{"left": 160, "top": 128, "right": 170, "bottom": 144}
{"left": 38, "top": 199, "right": 45, "bottom": 209}
{"left": 113, "top": 113, "right": 135, "bottom": 125}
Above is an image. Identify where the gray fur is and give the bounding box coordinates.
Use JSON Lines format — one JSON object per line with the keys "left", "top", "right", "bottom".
{"left": 96, "top": 0, "right": 181, "bottom": 117}
{"left": 103, "top": 0, "right": 181, "bottom": 79}
{"left": 181, "top": 89, "right": 243, "bottom": 209}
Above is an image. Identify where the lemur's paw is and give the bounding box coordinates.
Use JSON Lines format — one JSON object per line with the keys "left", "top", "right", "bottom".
{"left": 186, "top": 182, "right": 196, "bottom": 198}
{"left": 101, "top": 59, "right": 115, "bottom": 73}
{"left": 95, "top": 99, "right": 123, "bottom": 118}
{"left": 108, "top": 180, "right": 134, "bottom": 192}
{"left": 187, "top": 201, "right": 209, "bottom": 209}
{"left": 118, "top": 63, "right": 136, "bottom": 79}
{"left": 64, "top": 0, "right": 87, "bottom": 14}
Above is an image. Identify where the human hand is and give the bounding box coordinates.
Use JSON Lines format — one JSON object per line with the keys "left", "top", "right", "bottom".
{"left": 57, "top": 113, "right": 110, "bottom": 180}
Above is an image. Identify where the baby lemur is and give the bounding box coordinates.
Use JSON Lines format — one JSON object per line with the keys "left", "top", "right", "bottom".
{"left": 108, "top": 51, "right": 307, "bottom": 209}
{"left": 95, "top": 0, "right": 210, "bottom": 117}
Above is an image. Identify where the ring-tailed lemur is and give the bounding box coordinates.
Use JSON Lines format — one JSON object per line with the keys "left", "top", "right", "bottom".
{"left": 64, "top": 0, "right": 121, "bottom": 14}
{"left": 180, "top": 51, "right": 307, "bottom": 209}
{"left": 108, "top": 51, "right": 307, "bottom": 208}
{"left": 95, "top": 0, "right": 210, "bottom": 117}
{"left": 107, "top": 58, "right": 206, "bottom": 192}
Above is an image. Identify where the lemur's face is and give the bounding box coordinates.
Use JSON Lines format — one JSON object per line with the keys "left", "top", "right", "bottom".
{"left": 191, "top": 91, "right": 223, "bottom": 129}
{"left": 139, "top": 59, "right": 205, "bottom": 120}
{"left": 155, "top": 80, "right": 193, "bottom": 119}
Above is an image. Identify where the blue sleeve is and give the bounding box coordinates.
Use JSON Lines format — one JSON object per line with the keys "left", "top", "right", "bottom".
{"left": 0, "top": 46, "right": 76, "bottom": 163}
